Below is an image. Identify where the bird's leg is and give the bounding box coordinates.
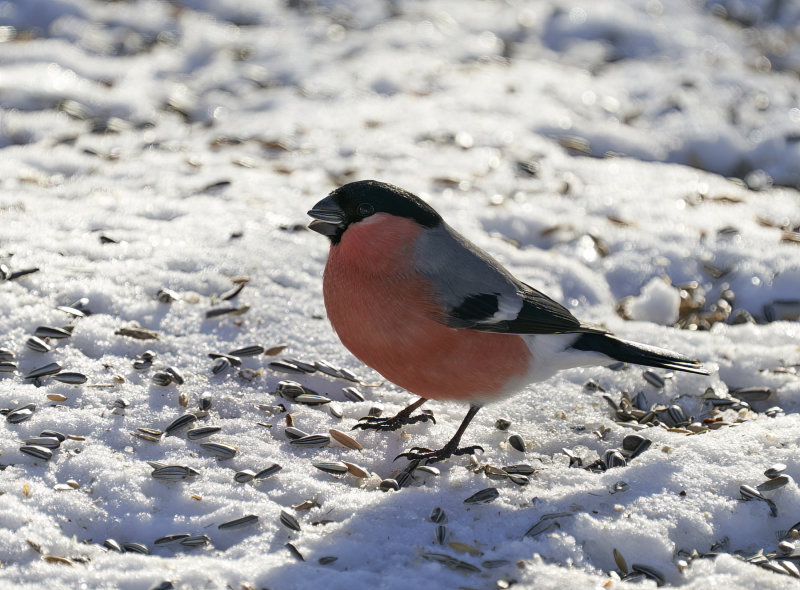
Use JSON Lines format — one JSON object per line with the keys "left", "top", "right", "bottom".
{"left": 396, "top": 404, "right": 483, "bottom": 464}
{"left": 352, "top": 397, "right": 434, "bottom": 431}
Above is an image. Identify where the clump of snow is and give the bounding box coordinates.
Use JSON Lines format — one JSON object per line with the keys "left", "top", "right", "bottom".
{"left": 626, "top": 277, "right": 681, "bottom": 326}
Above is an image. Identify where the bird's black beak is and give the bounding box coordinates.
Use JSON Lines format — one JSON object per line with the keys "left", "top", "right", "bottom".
{"left": 308, "top": 195, "right": 345, "bottom": 237}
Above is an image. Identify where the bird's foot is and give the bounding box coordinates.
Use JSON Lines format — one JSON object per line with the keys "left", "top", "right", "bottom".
{"left": 352, "top": 411, "right": 435, "bottom": 432}
{"left": 395, "top": 444, "right": 484, "bottom": 464}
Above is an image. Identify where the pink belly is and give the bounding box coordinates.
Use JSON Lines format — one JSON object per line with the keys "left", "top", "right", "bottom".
{"left": 322, "top": 215, "right": 531, "bottom": 401}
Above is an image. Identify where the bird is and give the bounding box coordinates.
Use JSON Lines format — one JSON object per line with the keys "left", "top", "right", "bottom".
{"left": 308, "top": 180, "right": 709, "bottom": 464}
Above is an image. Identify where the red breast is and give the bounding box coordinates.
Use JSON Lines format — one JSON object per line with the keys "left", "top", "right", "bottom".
{"left": 323, "top": 213, "right": 532, "bottom": 401}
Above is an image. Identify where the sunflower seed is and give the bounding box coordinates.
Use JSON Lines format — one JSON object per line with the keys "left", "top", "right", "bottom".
{"left": 430, "top": 507, "right": 447, "bottom": 523}
{"left": 132, "top": 359, "right": 152, "bottom": 370}
{"left": 51, "top": 372, "right": 88, "bottom": 384}
{"left": 284, "top": 427, "right": 309, "bottom": 440}
{"left": 740, "top": 484, "right": 766, "bottom": 501}
{"left": 604, "top": 450, "right": 627, "bottom": 469}
{"left": 219, "top": 282, "right": 245, "bottom": 301}
{"left": 279, "top": 510, "right": 301, "bottom": 532}
{"left": 103, "top": 539, "right": 123, "bottom": 552}
{"left": 342, "top": 387, "right": 366, "bottom": 402}
{"left": 199, "top": 395, "right": 212, "bottom": 411}
{"left": 200, "top": 442, "right": 237, "bottom": 459}
{"left": 523, "top": 513, "right": 573, "bottom": 538}
{"left": 765, "top": 464, "right": 788, "bottom": 479}
{"left": 482, "top": 559, "right": 510, "bottom": 569}
{"left": 34, "top": 325, "right": 72, "bottom": 339}
{"left": 218, "top": 514, "right": 259, "bottom": 530}
{"left": 380, "top": 478, "right": 400, "bottom": 492}
{"left": 329, "top": 403, "right": 343, "bottom": 419}
{"left": 757, "top": 475, "right": 791, "bottom": 492}
{"left": 508, "top": 474, "right": 530, "bottom": 486}
{"left": 154, "top": 533, "right": 191, "bottom": 546}
{"left": 20, "top": 445, "right": 53, "bottom": 460}
{"left": 269, "top": 360, "right": 304, "bottom": 374}
{"left": 434, "top": 525, "right": 448, "bottom": 545}
{"left": 164, "top": 367, "right": 184, "bottom": 385}
{"left": 329, "top": 428, "right": 363, "bottom": 450}
{"left": 165, "top": 413, "right": 199, "bottom": 435}
{"left": 7, "top": 404, "right": 35, "bottom": 423}
{"left": 147, "top": 461, "right": 167, "bottom": 470}
{"left": 731, "top": 386, "right": 774, "bottom": 402}
{"left": 343, "top": 461, "right": 369, "bottom": 478}
{"left": 643, "top": 370, "right": 665, "bottom": 388}
{"left": 290, "top": 434, "right": 330, "bottom": 447}
{"left": 318, "top": 556, "right": 338, "bottom": 565}
{"left": 23, "top": 436, "right": 61, "bottom": 449}
{"left": 113, "top": 398, "right": 130, "bottom": 409}
{"left": 156, "top": 288, "right": 180, "bottom": 303}
{"left": 40, "top": 430, "right": 66, "bottom": 442}
{"left": 151, "top": 466, "right": 200, "bottom": 481}
{"left": 228, "top": 345, "right": 264, "bottom": 357}
{"left": 152, "top": 372, "right": 174, "bottom": 386}
{"left": 25, "top": 362, "right": 62, "bottom": 379}
{"left": 285, "top": 542, "right": 305, "bottom": 561}
{"left": 254, "top": 463, "right": 282, "bottom": 479}
{"left": 508, "top": 434, "right": 526, "bottom": 452}
{"left": 314, "top": 360, "right": 344, "bottom": 378}
{"left": 338, "top": 368, "right": 359, "bottom": 382}
{"left": 421, "top": 552, "right": 480, "bottom": 573}
{"left": 26, "top": 336, "right": 52, "bottom": 353}
{"left": 607, "top": 362, "right": 627, "bottom": 371}
{"left": 205, "top": 305, "right": 249, "bottom": 319}
{"left": 133, "top": 431, "right": 161, "bottom": 442}
{"left": 212, "top": 357, "right": 232, "bottom": 375}
{"left": 630, "top": 564, "right": 664, "bottom": 585}
{"left": 313, "top": 461, "right": 349, "bottom": 475}
{"left": 484, "top": 465, "right": 509, "bottom": 481}
{"left": 187, "top": 426, "right": 221, "bottom": 440}
{"left": 614, "top": 548, "right": 629, "bottom": 573}
{"left": 0, "top": 361, "right": 17, "bottom": 373}
{"left": 502, "top": 464, "right": 536, "bottom": 475}
{"left": 234, "top": 470, "right": 257, "bottom": 483}
{"left": 179, "top": 534, "right": 210, "bottom": 547}
{"left": 116, "top": 327, "right": 159, "bottom": 340}
{"left": 57, "top": 306, "right": 86, "bottom": 318}
{"left": 282, "top": 358, "right": 317, "bottom": 373}
{"left": 208, "top": 352, "right": 242, "bottom": 367}
{"left": 0, "top": 348, "right": 14, "bottom": 361}
{"left": 464, "top": 487, "right": 499, "bottom": 505}
{"left": 122, "top": 542, "right": 150, "bottom": 555}
{"left": 294, "top": 394, "right": 332, "bottom": 406}
{"left": 494, "top": 418, "right": 511, "bottom": 430}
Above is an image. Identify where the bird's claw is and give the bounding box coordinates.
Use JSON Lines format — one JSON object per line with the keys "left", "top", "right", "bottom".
{"left": 394, "top": 444, "right": 484, "bottom": 464}
{"left": 351, "top": 412, "right": 435, "bottom": 432}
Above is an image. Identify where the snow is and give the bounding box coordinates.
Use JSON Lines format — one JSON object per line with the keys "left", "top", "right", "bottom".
{"left": 1, "top": 0, "right": 800, "bottom": 588}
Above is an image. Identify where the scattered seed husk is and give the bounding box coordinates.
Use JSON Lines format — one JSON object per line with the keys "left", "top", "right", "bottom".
{"left": 208, "top": 352, "right": 242, "bottom": 367}
{"left": 234, "top": 470, "right": 257, "bottom": 483}
{"left": 115, "top": 327, "right": 159, "bottom": 340}
{"left": 152, "top": 372, "right": 174, "bottom": 387}
{"left": 343, "top": 461, "right": 369, "bottom": 478}
{"left": 218, "top": 514, "right": 258, "bottom": 530}
{"left": 284, "top": 427, "right": 309, "bottom": 440}
{"left": 40, "top": 430, "right": 66, "bottom": 442}
{"left": 180, "top": 534, "right": 210, "bottom": 547}
{"left": 265, "top": 344, "right": 288, "bottom": 356}
{"left": 508, "top": 474, "right": 530, "bottom": 486}
{"left": 205, "top": 305, "right": 249, "bottom": 319}
{"left": 156, "top": 288, "right": 180, "bottom": 303}
{"left": 508, "top": 434, "right": 526, "bottom": 452}
{"left": 502, "top": 464, "right": 536, "bottom": 476}
{"left": 464, "top": 487, "right": 499, "bottom": 505}
{"left": 228, "top": 345, "right": 264, "bottom": 357}
{"left": 765, "top": 463, "right": 788, "bottom": 479}
{"left": 0, "top": 348, "right": 14, "bottom": 362}
{"left": 133, "top": 431, "right": 161, "bottom": 442}
{"left": 165, "top": 367, "right": 184, "bottom": 385}
{"left": 482, "top": 559, "right": 510, "bottom": 569}
{"left": 165, "top": 413, "right": 199, "bottom": 435}
{"left": 294, "top": 393, "right": 332, "bottom": 406}
{"left": 187, "top": 426, "right": 221, "bottom": 440}
{"left": 25, "top": 362, "right": 62, "bottom": 379}
{"left": 7, "top": 404, "right": 36, "bottom": 424}
{"left": 123, "top": 542, "right": 150, "bottom": 555}
{"left": 212, "top": 357, "right": 232, "bottom": 375}
{"left": 103, "top": 539, "right": 123, "bottom": 552}
{"left": 435, "top": 525, "right": 448, "bottom": 545}
{"left": 255, "top": 464, "right": 282, "bottom": 479}
{"left": 34, "top": 326, "right": 72, "bottom": 339}
{"left": 342, "top": 387, "right": 366, "bottom": 402}
{"left": 200, "top": 442, "right": 237, "bottom": 459}
{"left": 421, "top": 552, "right": 481, "bottom": 573}
{"left": 280, "top": 510, "right": 301, "bottom": 532}
{"left": 290, "top": 434, "right": 330, "bottom": 447}
{"left": 151, "top": 465, "right": 200, "bottom": 481}
{"left": 329, "top": 404, "right": 343, "bottom": 419}
{"left": 154, "top": 533, "right": 191, "bottom": 546}
{"left": 0, "top": 361, "right": 17, "bottom": 373}
{"left": 23, "top": 436, "right": 61, "bottom": 449}
{"left": 285, "top": 542, "right": 305, "bottom": 561}
{"left": 57, "top": 306, "right": 86, "bottom": 318}
{"left": 313, "top": 461, "right": 349, "bottom": 475}
{"left": 20, "top": 445, "right": 53, "bottom": 461}
{"left": 318, "top": 556, "right": 338, "bottom": 565}
{"left": 379, "top": 478, "right": 400, "bottom": 492}
{"left": 523, "top": 512, "right": 574, "bottom": 538}
{"left": 630, "top": 564, "right": 665, "bottom": 585}
{"left": 113, "top": 398, "right": 130, "bottom": 409}
{"left": 219, "top": 282, "right": 245, "bottom": 301}
{"left": 642, "top": 370, "right": 665, "bottom": 388}
{"left": 757, "top": 475, "right": 791, "bottom": 492}
{"left": 46, "top": 393, "right": 68, "bottom": 402}
{"left": 614, "top": 548, "right": 629, "bottom": 574}
{"left": 329, "top": 428, "right": 363, "bottom": 450}
{"left": 430, "top": 507, "right": 447, "bottom": 523}
{"left": 731, "top": 386, "right": 774, "bottom": 402}
{"left": 26, "top": 336, "right": 52, "bottom": 353}
{"left": 414, "top": 465, "right": 441, "bottom": 477}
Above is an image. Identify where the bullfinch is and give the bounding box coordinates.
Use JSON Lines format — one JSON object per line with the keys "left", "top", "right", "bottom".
{"left": 308, "top": 180, "right": 709, "bottom": 464}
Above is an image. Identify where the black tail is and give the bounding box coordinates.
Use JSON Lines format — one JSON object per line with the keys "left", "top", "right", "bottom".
{"left": 571, "top": 333, "right": 710, "bottom": 376}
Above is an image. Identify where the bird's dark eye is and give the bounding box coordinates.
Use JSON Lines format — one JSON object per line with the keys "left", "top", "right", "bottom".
{"left": 357, "top": 203, "right": 375, "bottom": 217}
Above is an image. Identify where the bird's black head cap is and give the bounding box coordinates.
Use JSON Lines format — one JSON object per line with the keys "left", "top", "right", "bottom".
{"left": 308, "top": 180, "right": 442, "bottom": 244}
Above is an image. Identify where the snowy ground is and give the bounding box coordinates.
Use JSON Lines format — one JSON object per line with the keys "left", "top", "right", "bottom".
{"left": 1, "top": 0, "right": 800, "bottom": 588}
